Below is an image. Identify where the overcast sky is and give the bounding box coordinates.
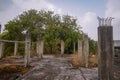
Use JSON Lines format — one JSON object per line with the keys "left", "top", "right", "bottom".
{"left": 0, "top": 0, "right": 120, "bottom": 40}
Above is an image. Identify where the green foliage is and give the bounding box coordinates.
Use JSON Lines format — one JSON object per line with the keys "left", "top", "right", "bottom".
{"left": 4, "top": 43, "right": 14, "bottom": 56}
{"left": 1, "top": 9, "right": 97, "bottom": 56}
{"left": 18, "top": 44, "right": 25, "bottom": 56}
{"left": 89, "top": 38, "right": 97, "bottom": 55}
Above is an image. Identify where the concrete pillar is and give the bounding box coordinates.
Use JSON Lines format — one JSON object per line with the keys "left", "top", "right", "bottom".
{"left": 78, "top": 39, "right": 82, "bottom": 58}
{"left": 36, "top": 40, "right": 39, "bottom": 56}
{"left": 61, "top": 40, "right": 64, "bottom": 55}
{"left": 0, "top": 42, "right": 4, "bottom": 58}
{"left": 39, "top": 39, "right": 44, "bottom": 59}
{"left": 98, "top": 26, "right": 113, "bottom": 80}
{"left": 73, "top": 42, "right": 75, "bottom": 53}
{"left": 24, "top": 33, "right": 31, "bottom": 67}
{"left": 14, "top": 42, "right": 18, "bottom": 56}
{"left": 97, "top": 17, "right": 114, "bottom": 80}
{"left": 37, "top": 39, "right": 44, "bottom": 59}
{"left": 83, "top": 34, "right": 89, "bottom": 67}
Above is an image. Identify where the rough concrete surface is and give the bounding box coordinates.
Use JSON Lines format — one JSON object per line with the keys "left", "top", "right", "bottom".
{"left": 17, "top": 56, "right": 98, "bottom": 80}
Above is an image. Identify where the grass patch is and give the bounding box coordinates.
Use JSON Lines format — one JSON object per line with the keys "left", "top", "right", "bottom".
{"left": 70, "top": 53, "right": 83, "bottom": 68}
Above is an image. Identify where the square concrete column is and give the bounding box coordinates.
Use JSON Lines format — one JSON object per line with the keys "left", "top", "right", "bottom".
{"left": 61, "top": 40, "right": 64, "bottom": 55}
{"left": 97, "top": 17, "right": 114, "bottom": 80}
{"left": 39, "top": 39, "right": 44, "bottom": 59}
{"left": 98, "top": 26, "right": 114, "bottom": 80}
{"left": 78, "top": 39, "right": 83, "bottom": 58}
{"left": 0, "top": 42, "right": 4, "bottom": 58}
{"left": 14, "top": 42, "right": 18, "bottom": 56}
{"left": 83, "top": 34, "right": 89, "bottom": 67}
{"left": 24, "top": 33, "right": 31, "bottom": 67}
{"left": 73, "top": 42, "right": 76, "bottom": 54}
{"left": 36, "top": 40, "right": 39, "bottom": 56}
{"left": 37, "top": 39, "right": 44, "bottom": 59}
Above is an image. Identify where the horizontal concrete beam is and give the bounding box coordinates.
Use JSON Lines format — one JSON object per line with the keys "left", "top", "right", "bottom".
{"left": 0, "top": 39, "right": 27, "bottom": 43}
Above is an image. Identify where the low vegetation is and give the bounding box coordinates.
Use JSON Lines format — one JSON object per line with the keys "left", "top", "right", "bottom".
{"left": 70, "top": 53, "right": 83, "bottom": 68}
{"left": 71, "top": 53, "right": 98, "bottom": 68}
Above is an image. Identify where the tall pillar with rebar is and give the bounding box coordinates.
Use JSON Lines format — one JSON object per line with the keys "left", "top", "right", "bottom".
{"left": 97, "top": 17, "right": 114, "bottom": 80}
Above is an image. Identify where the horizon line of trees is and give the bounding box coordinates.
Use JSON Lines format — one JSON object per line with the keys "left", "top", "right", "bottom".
{"left": 0, "top": 9, "right": 97, "bottom": 56}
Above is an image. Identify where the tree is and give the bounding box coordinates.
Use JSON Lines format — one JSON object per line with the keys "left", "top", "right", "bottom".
{"left": 61, "top": 15, "right": 81, "bottom": 53}
{"left": 1, "top": 9, "right": 97, "bottom": 56}
{"left": 89, "top": 38, "right": 97, "bottom": 55}
{"left": 44, "top": 12, "right": 61, "bottom": 54}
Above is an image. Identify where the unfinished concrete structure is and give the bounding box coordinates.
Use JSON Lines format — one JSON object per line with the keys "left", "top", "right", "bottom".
{"left": 24, "top": 33, "right": 31, "bottom": 67}
{"left": 0, "top": 42, "right": 4, "bottom": 58}
{"left": 36, "top": 38, "right": 44, "bottom": 59}
{"left": 0, "top": 38, "right": 31, "bottom": 67}
{"left": 114, "top": 40, "right": 120, "bottom": 58}
{"left": 14, "top": 42, "right": 18, "bottom": 56}
{"left": 78, "top": 39, "right": 82, "bottom": 58}
{"left": 0, "top": 40, "right": 25, "bottom": 59}
{"left": 83, "top": 34, "right": 89, "bottom": 67}
{"left": 61, "top": 40, "right": 64, "bottom": 55}
{"left": 97, "top": 17, "right": 114, "bottom": 80}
